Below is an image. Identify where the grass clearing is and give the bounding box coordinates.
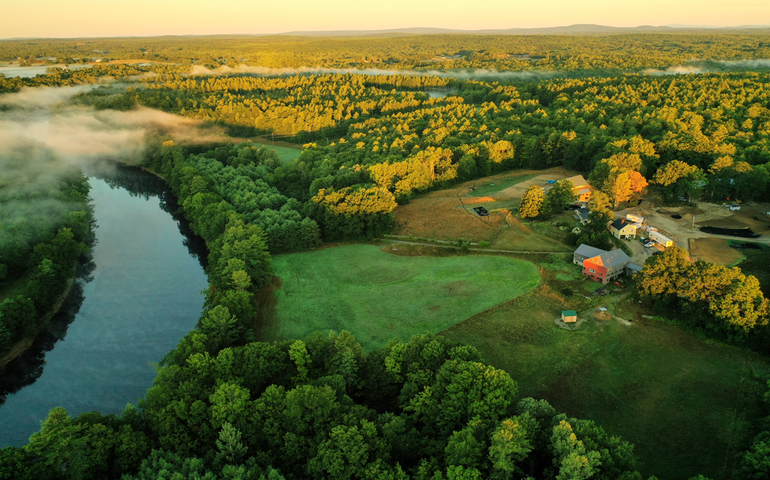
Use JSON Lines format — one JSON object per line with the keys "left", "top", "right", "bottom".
{"left": 265, "top": 244, "right": 540, "bottom": 351}
{"left": 489, "top": 215, "right": 573, "bottom": 252}
{"left": 442, "top": 284, "right": 768, "bottom": 480}
{"left": 233, "top": 137, "right": 303, "bottom": 164}
{"left": 469, "top": 174, "right": 537, "bottom": 197}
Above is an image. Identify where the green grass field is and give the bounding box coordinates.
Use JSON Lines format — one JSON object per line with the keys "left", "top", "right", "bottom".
{"left": 267, "top": 244, "right": 541, "bottom": 350}
{"left": 443, "top": 290, "right": 769, "bottom": 480}
{"left": 250, "top": 141, "right": 302, "bottom": 164}
{"left": 470, "top": 174, "right": 537, "bottom": 197}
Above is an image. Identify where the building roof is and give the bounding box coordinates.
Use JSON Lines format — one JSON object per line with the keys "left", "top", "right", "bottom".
{"left": 610, "top": 218, "right": 635, "bottom": 231}
{"left": 626, "top": 262, "right": 643, "bottom": 272}
{"left": 574, "top": 243, "right": 607, "bottom": 258}
{"left": 577, "top": 207, "right": 590, "bottom": 220}
{"left": 577, "top": 187, "right": 591, "bottom": 195}
{"left": 587, "top": 249, "right": 631, "bottom": 269}
{"left": 565, "top": 175, "right": 589, "bottom": 188}
{"left": 599, "top": 248, "right": 631, "bottom": 268}
{"left": 562, "top": 310, "right": 577, "bottom": 317}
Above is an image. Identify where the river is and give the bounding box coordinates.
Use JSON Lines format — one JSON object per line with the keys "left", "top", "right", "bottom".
{"left": 0, "top": 165, "right": 209, "bottom": 447}
{"left": 0, "top": 64, "right": 93, "bottom": 78}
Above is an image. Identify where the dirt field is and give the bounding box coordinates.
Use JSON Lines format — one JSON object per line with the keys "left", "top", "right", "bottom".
{"left": 689, "top": 238, "right": 745, "bottom": 265}
{"left": 394, "top": 167, "right": 579, "bottom": 248}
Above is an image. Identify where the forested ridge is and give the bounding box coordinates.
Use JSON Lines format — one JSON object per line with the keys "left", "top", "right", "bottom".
{"left": 2, "top": 33, "right": 770, "bottom": 72}
{"left": 2, "top": 34, "right": 770, "bottom": 479}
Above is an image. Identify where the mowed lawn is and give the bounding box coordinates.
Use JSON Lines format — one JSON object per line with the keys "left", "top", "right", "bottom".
{"left": 268, "top": 244, "right": 540, "bottom": 350}
{"left": 443, "top": 293, "right": 769, "bottom": 480}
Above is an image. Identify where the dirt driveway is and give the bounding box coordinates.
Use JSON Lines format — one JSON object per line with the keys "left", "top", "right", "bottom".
{"left": 615, "top": 199, "right": 770, "bottom": 261}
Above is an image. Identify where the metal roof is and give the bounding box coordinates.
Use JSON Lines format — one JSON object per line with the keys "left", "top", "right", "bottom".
{"left": 626, "top": 262, "right": 644, "bottom": 272}
{"left": 574, "top": 244, "right": 607, "bottom": 258}
{"left": 598, "top": 249, "right": 632, "bottom": 268}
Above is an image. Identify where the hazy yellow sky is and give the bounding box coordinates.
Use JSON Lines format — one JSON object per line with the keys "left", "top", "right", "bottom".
{"left": 4, "top": 0, "right": 769, "bottom": 38}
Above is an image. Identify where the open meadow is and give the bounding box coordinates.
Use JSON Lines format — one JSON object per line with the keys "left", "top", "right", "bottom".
{"left": 264, "top": 244, "right": 540, "bottom": 350}
{"left": 443, "top": 257, "right": 769, "bottom": 480}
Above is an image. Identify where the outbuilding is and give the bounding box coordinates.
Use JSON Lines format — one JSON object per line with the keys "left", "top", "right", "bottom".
{"left": 561, "top": 310, "right": 578, "bottom": 323}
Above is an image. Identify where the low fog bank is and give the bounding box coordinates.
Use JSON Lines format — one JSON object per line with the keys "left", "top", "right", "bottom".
{"left": 715, "top": 59, "right": 770, "bottom": 68}
{"left": 642, "top": 65, "right": 709, "bottom": 75}
{"left": 189, "top": 64, "right": 559, "bottom": 81}
{"left": 0, "top": 86, "right": 227, "bottom": 252}
{"left": 190, "top": 61, "right": 770, "bottom": 80}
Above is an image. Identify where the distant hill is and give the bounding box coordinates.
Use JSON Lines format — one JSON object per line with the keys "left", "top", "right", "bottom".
{"left": 281, "top": 24, "right": 770, "bottom": 37}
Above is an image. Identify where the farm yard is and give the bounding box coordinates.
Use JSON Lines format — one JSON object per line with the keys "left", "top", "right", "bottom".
{"left": 264, "top": 244, "right": 540, "bottom": 350}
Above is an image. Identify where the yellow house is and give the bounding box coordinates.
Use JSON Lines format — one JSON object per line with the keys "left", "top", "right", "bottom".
{"left": 609, "top": 218, "right": 637, "bottom": 239}
{"left": 565, "top": 175, "right": 592, "bottom": 202}
{"left": 561, "top": 310, "right": 578, "bottom": 323}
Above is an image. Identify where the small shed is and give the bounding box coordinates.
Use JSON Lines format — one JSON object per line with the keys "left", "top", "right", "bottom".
{"left": 561, "top": 310, "right": 578, "bottom": 323}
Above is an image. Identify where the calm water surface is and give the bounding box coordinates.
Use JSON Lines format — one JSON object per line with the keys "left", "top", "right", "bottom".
{"left": 0, "top": 168, "right": 208, "bottom": 446}
{"left": 0, "top": 65, "right": 93, "bottom": 78}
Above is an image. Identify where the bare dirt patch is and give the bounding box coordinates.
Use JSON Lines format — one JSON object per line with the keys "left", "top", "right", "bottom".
{"left": 394, "top": 167, "right": 580, "bottom": 245}
{"left": 689, "top": 238, "right": 744, "bottom": 265}
{"left": 394, "top": 195, "right": 507, "bottom": 242}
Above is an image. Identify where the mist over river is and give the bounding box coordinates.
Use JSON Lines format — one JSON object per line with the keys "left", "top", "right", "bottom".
{"left": 0, "top": 166, "right": 208, "bottom": 447}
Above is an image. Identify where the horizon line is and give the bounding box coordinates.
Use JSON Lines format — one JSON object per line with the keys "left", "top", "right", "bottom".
{"left": 3, "top": 23, "right": 770, "bottom": 41}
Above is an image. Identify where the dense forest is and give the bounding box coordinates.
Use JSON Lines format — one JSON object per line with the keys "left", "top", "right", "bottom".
{"left": 0, "top": 151, "right": 93, "bottom": 362}
{"left": 2, "top": 33, "right": 770, "bottom": 479}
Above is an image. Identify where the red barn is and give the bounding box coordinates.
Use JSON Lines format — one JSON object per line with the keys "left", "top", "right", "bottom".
{"left": 582, "top": 249, "right": 631, "bottom": 284}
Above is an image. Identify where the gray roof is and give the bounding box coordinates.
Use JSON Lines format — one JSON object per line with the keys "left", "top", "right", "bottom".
{"left": 598, "top": 249, "right": 631, "bottom": 268}
{"left": 626, "top": 262, "right": 643, "bottom": 272}
{"left": 574, "top": 244, "right": 607, "bottom": 259}
{"left": 577, "top": 207, "right": 590, "bottom": 220}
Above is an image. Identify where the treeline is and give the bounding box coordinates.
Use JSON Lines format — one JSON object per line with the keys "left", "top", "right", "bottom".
{"left": 0, "top": 332, "right": 657, "bottom": 480}
{"left": 0, "top": 169, "right": 93, "bottom": 360}
{"left": 2, "top": 33, "right": 770, "bottom": 72}
{"left": 636, "top": 246, "right": 769, "bottom": 343}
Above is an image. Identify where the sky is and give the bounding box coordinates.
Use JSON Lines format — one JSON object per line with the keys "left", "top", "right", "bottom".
{"left": 4, "top": 0, "right": 770, "bottom": 38}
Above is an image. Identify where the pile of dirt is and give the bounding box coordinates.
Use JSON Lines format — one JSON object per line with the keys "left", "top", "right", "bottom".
{"left": 594, "top": 309, "right": 612, "bottom": 321}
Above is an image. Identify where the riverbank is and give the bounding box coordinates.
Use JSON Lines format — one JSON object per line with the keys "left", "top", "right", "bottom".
{"left": 0, "top": 275, "right": 77, "bottom": 370}
{"left": 0, "top": 173, "right": 209, "bottom": 447}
